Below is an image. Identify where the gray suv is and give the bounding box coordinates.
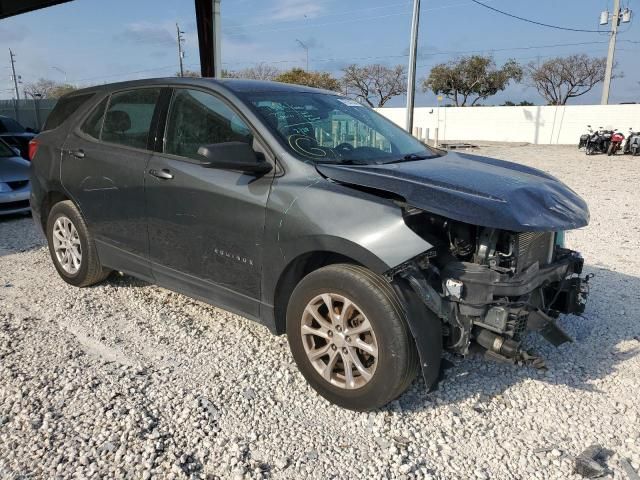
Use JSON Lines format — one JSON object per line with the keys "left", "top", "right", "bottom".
{"left": 30, "top": 78, "right": 590, "bottom": 410}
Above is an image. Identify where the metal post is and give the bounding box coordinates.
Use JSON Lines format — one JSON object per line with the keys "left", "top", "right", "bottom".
{"left": 601, "top": 0, "right": 619, "bottom": 105}
{"left": 33, "top": 94, "right": 42, "bottom": 131}
{"left": 405, "top": 0, "right": 421, "bottom": 133}
{"left": 296, "top": 39, "right": 309, "bottom": 71}
{"left": 213, "top": 0, "right": 222, "bottom": 78}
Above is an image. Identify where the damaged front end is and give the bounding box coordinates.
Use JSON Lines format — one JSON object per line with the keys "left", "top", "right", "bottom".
{"left": 386, "top": 207, "right": 591, "bottom": 369}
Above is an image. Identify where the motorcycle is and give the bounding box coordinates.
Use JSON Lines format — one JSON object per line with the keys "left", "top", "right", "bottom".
{"left": 623, "top": 128, "right": 640, "bottom": 156}
{"left": 607, "top": 130, "right": 625, "bottom": 156}
{"left": 578, "top": 126, "right": 591, "bottom": 149}
{"left": 583, "top": 126, "right": 613, "bottom": 155}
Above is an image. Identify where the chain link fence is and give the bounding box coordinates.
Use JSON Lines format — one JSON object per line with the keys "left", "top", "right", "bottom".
{"left": 0, "top": 98, "right": 58, "bottom": 131}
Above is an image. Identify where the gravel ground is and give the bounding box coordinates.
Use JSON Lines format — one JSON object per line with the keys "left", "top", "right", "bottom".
{"left": 1, "top": 144, "right": 639, "bottom": 480}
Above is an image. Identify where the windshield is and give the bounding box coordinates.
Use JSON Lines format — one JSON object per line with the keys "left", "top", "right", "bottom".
{"left": 0, "top": 140, "right": 16, "bottom": 157}
{"left": 240, "top": 91, "right": 441, "bottom": 165}
{"left": 0, "top": 117, "right": 26, "bottom": 134}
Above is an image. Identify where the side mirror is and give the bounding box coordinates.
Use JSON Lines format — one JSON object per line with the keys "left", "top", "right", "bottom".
{"left": 197, "top": 142, "right": 273, "bottom": 175}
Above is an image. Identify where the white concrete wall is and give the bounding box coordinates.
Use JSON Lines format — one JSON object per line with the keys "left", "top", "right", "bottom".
{"left": 377, "top": 104, "right": 640, "bottom": 145}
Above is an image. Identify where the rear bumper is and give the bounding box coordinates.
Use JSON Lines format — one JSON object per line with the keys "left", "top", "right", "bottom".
{"left": 0, "top": 189, "right": 31, "bottom": 215}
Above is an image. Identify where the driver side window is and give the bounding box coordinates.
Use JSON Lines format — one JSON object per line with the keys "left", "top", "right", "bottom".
{"left": 165, "top": 89, "right": 253, "bottom": 160}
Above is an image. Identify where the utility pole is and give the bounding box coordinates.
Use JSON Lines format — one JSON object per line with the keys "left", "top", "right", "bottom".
{"left": 405, "top": 0, "right": 421, "bottom": 134}
{"left": 176, "top": 23, "right": 185, "bottom": 77}
{"left": 601, "top": 0, "right": 620, "bottom": 105}
{"left": 296, "top": 39, "right": 309, "bottom": 71}
{"left": 599, "top": 1, "right": 632, "bottom": 104}
{"left": 9, "top": 49, "right": 20, "bottom": 101}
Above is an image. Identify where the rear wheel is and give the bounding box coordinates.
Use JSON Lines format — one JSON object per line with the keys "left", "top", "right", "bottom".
{"left": 46, "top": 201, "right": 111, "bottom": 287}
{"left": 286, "top": 264, "right": 419, "bottom": 411}
{"left": 632, "top": 145, "right": 639, "bottom": 156}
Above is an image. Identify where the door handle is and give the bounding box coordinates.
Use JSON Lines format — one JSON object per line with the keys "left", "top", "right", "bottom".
{"left": 148, "top": 168, "right": 174, "bottom": 180}
{"left": 70, "top": 149, "right": 85, "bottom": 159}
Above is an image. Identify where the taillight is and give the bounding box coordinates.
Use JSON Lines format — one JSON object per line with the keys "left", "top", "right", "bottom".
{"left": 28, "top": 139, "right": 39, "bottom": 161}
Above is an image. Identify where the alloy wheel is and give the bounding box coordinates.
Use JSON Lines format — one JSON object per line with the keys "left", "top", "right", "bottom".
{"left": 301, "top": 293, "right": 378, "bottom": 389}
{"left": 52, "top": 216, "right": 82, "bottom": 274}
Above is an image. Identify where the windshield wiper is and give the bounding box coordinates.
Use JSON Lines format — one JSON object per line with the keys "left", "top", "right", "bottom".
{"left": 385, "top": 153, "right": 433, "bottom": 164}
{"left": 317, "top": 158, "right": 370, "bottom": 166}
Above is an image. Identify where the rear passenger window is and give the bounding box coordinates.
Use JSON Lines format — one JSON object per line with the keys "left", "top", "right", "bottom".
{"left": 101, "top": 88, "right": 160, "bottom": 150}
{"left": 81, "top": 97, "right": 109, "bottom": 139}
{"left": 43, "top": 93, "right": 94, "bottom": 131}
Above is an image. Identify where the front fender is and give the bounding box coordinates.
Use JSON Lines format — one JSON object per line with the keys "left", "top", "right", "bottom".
{"left": 263, "top": 176, "right": 434, "bottom": 289}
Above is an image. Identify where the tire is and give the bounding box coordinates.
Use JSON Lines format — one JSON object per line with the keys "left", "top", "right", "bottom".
{"left": 286, "top": 264, "right": 420, "bottom": 411}
{"left": 607, "top": 143, "right": 615, "bottom": 156}
{"left": 46, "top": 200, "right": 111, "bottom": 287}
{"left": 585, "top": 144, "right": 593, "bottom": 155}
{"left": 633, "top": 145, "right": 639, "bottom": 156}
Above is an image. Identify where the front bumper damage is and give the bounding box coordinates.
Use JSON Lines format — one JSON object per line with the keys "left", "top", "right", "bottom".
{"left": 386, "top": 246, "right": 591, "bottom": 378}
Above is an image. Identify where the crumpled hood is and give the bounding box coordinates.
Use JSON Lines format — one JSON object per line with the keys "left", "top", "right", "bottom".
{"left": 316, "top": 151, "right": 589, "bottom": 232}
{"left": 0, "top": 156, "right": 30, "bottom": 183}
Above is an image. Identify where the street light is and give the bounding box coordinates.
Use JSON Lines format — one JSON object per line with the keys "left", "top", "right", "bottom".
{"left": 51, "top": 66, "right": 67, "bottom": 83}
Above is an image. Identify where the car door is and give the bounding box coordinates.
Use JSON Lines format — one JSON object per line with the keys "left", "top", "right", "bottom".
{"left": 61, "top": 87, "right": 162, "bottom": 279}
{"left": 145, "top": 87, "right": 275, "bottom": 318}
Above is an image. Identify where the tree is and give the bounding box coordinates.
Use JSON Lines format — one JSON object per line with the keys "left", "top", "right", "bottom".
{"left": 228, "top": 63, "right": 280, "bottom": 81}
{"left": 179, "top": 70, "right": 201, "bottom": 78}
{"left": 526, "top": 55, "right": 607, "bottom": 105}
{"left": 423, "top": 55, "right": 523, "bottom": 106}
{"left": 341, "top": 64, "right": 406, "bottom": 107}
{"left": 274, "top": 68, "right": 341, "bottom": 91}
{"left": 24, "top": 78, "right": 77, "bottom": 99}
{"left": 502, "top": 100, "right": 535, "bottom": 106}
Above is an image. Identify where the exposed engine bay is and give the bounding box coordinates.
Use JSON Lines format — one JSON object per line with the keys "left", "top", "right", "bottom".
{"left": 387, "top": 207, "right": 591, "bottom": 366}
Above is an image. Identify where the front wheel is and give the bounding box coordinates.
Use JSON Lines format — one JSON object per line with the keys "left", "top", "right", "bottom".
{"left": 286, "top": 264, "right": 420, "bottom": 410}
{"left": 607, "top": 143, "right": 615, "bottom": 156}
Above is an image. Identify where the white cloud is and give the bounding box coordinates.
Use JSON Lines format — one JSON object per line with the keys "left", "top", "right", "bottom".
{"left": 266, "top": 0, "right": 325, "bottom": 22}
{"left": 0, "top": 24, "right": 29, "bottom": 43}
{"left": 116, "top": 22, "right": 174, "bottom": 47}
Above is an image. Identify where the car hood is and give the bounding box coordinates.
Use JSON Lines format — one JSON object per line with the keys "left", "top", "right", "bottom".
{"left": 316, "top": 151, "right": 589, "bottom": 232}
{"left": 0, "top": 156, "right": 30, "bottom": 183}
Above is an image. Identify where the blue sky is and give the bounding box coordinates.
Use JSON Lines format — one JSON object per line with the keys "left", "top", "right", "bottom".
{"left": 1, "top": 0, "right": 638, "bottom": 105}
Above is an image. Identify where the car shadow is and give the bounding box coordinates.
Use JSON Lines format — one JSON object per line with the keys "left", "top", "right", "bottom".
{"left": 393, "top": 264, "right": 640, "bottom": 412}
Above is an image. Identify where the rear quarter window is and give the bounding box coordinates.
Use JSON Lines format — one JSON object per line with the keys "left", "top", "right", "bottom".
{"left": 81, "top": 97, "right": 109, "bottom": 139}
{"left": 43, "top": 93, "right": 95, "bottom": 131}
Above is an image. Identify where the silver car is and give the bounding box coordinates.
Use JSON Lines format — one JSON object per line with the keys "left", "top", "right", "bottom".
{"left": 0, "top": 139, "right": 30, "bottom": 215}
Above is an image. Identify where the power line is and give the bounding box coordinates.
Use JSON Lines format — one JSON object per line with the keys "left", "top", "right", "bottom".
{"left": 65, "top": 38, "right": 638, "bottom": 86}
{"left": 223, "top": 0, "right": 498, "bottom": 37}
{"left": 470, "top": 0, "right": 605, "bottom": 33}
{"left": 224, "top": 2, "right": 410, "bottom": 29}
